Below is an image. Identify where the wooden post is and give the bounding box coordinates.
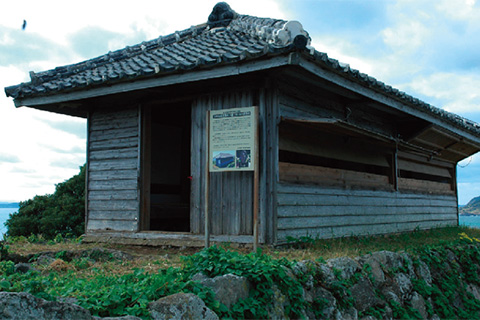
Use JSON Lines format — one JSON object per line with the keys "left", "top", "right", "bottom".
{"left": 253, "top": 106, "right": 259, "bottom": 252}
{"left": 85, "top": 111, "right": 91, "bottom": 234}
{"left": 393, "top": 141, "right": 399, "bottom": 191}
{"left": 205, "top": 110, "right": 211, "bottom": 248}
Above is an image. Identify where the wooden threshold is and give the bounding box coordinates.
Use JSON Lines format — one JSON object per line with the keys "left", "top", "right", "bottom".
{"left": 83, "top": 231, "right": 255, "bottom": 248}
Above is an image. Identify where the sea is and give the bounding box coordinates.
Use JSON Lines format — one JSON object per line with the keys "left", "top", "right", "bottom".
{"left": 459, "top": 216, "right": 480, "bottom": 229}
{"left": 0, "top": 207, "right": 18, "bottom": 236}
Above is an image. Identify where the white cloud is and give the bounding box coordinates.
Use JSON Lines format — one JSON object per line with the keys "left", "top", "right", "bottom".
{"left": 310, "top": 37, "right": 376, "bottom": 76}
{"left": 436, "top": 0, "right": 480, "bottom": 21}
{"left": 382, "top": 20, "right": 430, "bottom": 55}
{"left": 405, "top": 72, "right": 480, "bottom": 113}
{"left": 458, "top": 182, "right": 480, "bottom": 205}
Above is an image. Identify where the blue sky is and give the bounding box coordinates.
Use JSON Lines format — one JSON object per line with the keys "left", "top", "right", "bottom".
{"left": 1, "top": 0, "right": 479, "bottom": 204}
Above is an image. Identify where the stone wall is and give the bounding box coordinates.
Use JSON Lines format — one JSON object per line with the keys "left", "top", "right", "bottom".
{"left": 192, "top": 244, "right": 480, "bottom": 319}
{"left": 3, "top": 243, "right": 480, "bottom": 319}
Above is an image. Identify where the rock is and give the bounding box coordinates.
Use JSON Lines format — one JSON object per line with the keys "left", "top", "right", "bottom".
{"left": 369, "top": 251, "right": 404, "bottom": 273}
{"left": 14, "top": 263, "right": 36, "bottom": 274}
{"left": 267, "top": 285, "right": 289, "bottom": 320}
{"left": 0, "top": 292, "right": 92, "bottom": 320}
{"left": 35, "top": 254, "right": 56, "bottom": 266}
{"left": 399, "top": 253, "right": 416, "bottom": 278}
{"left": 414, "top": 259, "right": 432, "bottom": 287}
{"left": 409, "top": 291, "right": 427, "bottom": 319}
{"left": 350, "top": 277, "right": 383, "bottom": 312}
{"left": 305, "top": 286, "right": 336, "bottom": 319}
{"left": 393, "top": 273, "right": 413, "bottom": 301}
{"left": 335, "top": 306, "right": 358, "bottom": 320}
{"left": 382, "top": 291, "right": 401, "bottom": 304}
{"left": 467, "top": 284, "right": 480, "bottom": 300}
{"left": 192, "top": 273, "right": 250, "bottom": 308}
{"left": 361, "top": 255, "right": 385, "bottom": 286}
{"left": 327, "top": 257, "right": 360, "bottom": 280}
{"left": 318, "top": 263, "right": 337, "bottom": 286}
{"left": 293, "top": 261, "right": 315, "bottom": 289}
{"left": 148, "top": 293, "right": 218, "bottom": 320}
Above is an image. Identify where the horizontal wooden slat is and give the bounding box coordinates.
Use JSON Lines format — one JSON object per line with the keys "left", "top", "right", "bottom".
{"left": 277, "top": 204, "right": 457, "bottom": 218}
{"left": 90, "top": 126, "right": 138, "bottom": 142}
{"left": 88, "top": 179, "right": 137, "bottom": 191}
{"left": 278, "top": 213, "right": 456, "bottom": 230}
{"left": 89, "top": 148, "right": 138, "bottom": 161}
{"left": 277, "top": 192, "right": 456, "bottom": 207}
{"left": 277, "top": 183, "right": 457, "bottom": 201}
{"left": 87, "top": 219, "right": 138, "bottom": 232}
{"left": 397, "top": 151, "right": 454, "bottom": 168}
{"left": 89, "top": 210, "right": 138, "bottom": 220}
{"left": 89, "top": 169, "right": 138, "bottom": 181}
{"left": 398, "top": 157, "right": 451, "bottom": 178}
{"left": 89, "top": 158, "right": 138, "bottom": 171}
{"left": 279, "top": 162, "right": 390, "bottom": 189}
{"left": 277, "top": 220, "right": 456, "bottom": 242}
{"left": 91, "top": 109, "right": 138, "bottom": 124}
{"left": 398, "top": 177, "right": 453, "bottom": 194}
{"left": 275, "top": 182, "right": 458, "bottom": 242}
{"left": 89, "top": 137, "right": 139, "bottom": 151}
{"left": 88, "top": 190, "right": 138, "bottom": 200}
{"left": 89, "top": 200, "right": 138, "bottom": 211}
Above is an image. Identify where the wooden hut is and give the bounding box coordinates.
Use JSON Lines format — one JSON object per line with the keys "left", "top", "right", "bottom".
{"left": 5, "top": 3, "right": 480, "bottom": 246}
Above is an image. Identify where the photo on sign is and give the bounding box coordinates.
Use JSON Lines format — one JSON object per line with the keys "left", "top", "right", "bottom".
{"left": 236, "top": 150, "right": 251, "bottom": 168}
{"left": 212, "top": 151, "right": 235, "bottom": 169}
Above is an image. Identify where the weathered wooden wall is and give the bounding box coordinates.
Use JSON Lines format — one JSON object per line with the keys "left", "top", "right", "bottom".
{"left": 191, "top": 90, "right": 256, "bottom": 236}
{"left": 274, "top": 78, "right": 458, "bottom": 244}
{"left": 86, "top": 107, "right": 140, "bottom": 232}
{"left": 276, "top": 183, "right": 458, "bottom": 242}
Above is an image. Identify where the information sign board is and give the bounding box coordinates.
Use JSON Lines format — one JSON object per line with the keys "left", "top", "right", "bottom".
{"left": 208, "top": 106, "right": 257, "bottom": 172}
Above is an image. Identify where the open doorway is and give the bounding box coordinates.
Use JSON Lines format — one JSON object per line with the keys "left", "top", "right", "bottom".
{"left": 147, "top": 102, "right": 191, "bottom": 232}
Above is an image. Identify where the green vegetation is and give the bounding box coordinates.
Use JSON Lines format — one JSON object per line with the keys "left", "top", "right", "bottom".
{"left": 1, "top": 226, "right": 480, "bottom": 319}
{"left": 5, "top": 165, "right": 85, "bottom": 240}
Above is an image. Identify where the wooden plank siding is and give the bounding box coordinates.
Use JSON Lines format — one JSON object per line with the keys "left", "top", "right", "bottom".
{"left": 276, "top": 183, "right": 458, "bottom": 242}
{"left": 87, "top": 107, "right": 140, "bottom": 232}
{"left": 191, "top": 90, "right": 257, "bottom": 236}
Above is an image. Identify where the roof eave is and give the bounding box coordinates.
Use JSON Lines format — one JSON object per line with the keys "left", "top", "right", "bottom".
{"left": 293, "top": 53, "right": 480, "bottom": 148}
{"left": 12, "top": 53, "right": 293, "bottom": 109}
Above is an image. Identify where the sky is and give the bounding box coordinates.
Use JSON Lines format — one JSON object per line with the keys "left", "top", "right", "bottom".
{"left": 1, "top": 0, "right": 479, "bottom": 205}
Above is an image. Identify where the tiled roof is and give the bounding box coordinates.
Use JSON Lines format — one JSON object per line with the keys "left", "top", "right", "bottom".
{"left": 4, "top": 2, "right": 480, "bottom": 136}
{"left": 5, "top": 3, "right": 305, "bottom": 99}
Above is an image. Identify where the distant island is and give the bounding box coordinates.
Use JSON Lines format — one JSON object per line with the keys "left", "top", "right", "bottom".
{"left": 459, "top": 196, "right": 480, "bottom": 216}
{"left": 0, "top": 202, "right": 19, "bottom": 209}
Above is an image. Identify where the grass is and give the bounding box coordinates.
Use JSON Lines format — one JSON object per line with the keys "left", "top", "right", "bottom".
{"left": 4, "top": 225, "right": 480, "bottom": 269}
{"left": 264, "top": 225, "right": 480, "bottom": 261}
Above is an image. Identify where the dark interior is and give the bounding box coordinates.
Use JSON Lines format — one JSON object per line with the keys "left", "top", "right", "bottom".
{"left": 149, "top": 102, "right": 191, "bottom": 231}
